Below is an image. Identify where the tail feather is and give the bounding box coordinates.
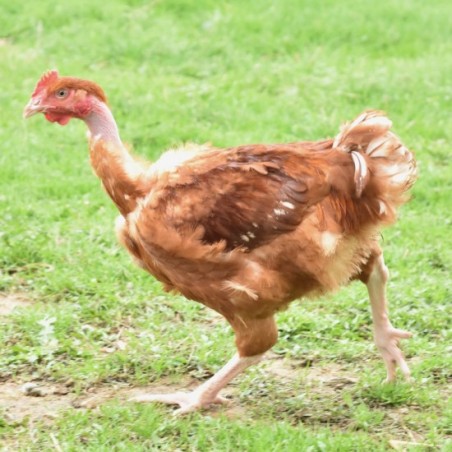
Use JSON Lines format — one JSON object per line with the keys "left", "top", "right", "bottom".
{"left": 333, "top": 110, "right": 417, "bottom": 224}
{"left": 333, "top": 111, "right": 392, "bottom": 150}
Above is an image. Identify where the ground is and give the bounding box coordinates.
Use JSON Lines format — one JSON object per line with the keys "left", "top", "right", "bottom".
{"left": 0, "top": 0, "right": 451, "bottom": 450}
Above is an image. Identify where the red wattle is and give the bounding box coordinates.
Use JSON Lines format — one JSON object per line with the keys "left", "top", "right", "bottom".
{"left": 57, "top": 116, "right": 72, "bottom": 126}
{"left": 45, "top": 112, "right": 72, "bottom": 126}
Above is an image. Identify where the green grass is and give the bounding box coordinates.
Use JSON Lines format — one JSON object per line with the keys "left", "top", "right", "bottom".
{"left": 0, "top": 0, "right": 451, "bottom": 450}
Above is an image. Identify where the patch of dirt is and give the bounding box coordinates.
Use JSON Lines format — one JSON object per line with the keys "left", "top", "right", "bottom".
{"left": 0, "top": 382, "right": 74, "bottom": 424}
{"left": 0, "top": 357, "right": 381, "bottom": 425}
{"left": 0, "top": 294, "right": 33, "bottom": 316}
{"left": 263, "top": 354, "right": 358, "bottom": 393}
{"left": 0, "top": 375, "right": 243, "bottom": 424}
{"left": 303, "top": 362, "right": 358, "bottom": 391}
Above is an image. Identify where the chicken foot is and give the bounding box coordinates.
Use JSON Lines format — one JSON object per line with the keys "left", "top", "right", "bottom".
{"left": 366, "top": 254, "right": 412, "bottom": 382}
{"left": 130, "top": 353, "right": 263, "bottom": 415}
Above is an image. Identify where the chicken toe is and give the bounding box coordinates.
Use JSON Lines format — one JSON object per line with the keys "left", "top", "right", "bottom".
{"left": 374, "top": 326, "right": 413, "bottom": 382}
{"left": 129, "top": 391, "right": 228, "bottom": 415}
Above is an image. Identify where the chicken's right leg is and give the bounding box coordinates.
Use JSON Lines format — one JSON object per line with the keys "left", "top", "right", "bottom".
{"left": 365, "top": 254, "right": 412, "bottom": 382}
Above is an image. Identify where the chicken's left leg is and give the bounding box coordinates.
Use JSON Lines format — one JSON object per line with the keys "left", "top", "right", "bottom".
{"left": 130, "top": 315, "right": 278, "bottom": 414}
{"left": 366, "top": 253, "right": 412, "bottom": 382}
{"left": 130, "top": 353, "right": 262, "bottom": 415}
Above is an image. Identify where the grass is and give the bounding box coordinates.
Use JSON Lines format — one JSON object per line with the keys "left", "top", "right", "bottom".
{"left": 0, "top": 0, "right": 451, "bottom": 450}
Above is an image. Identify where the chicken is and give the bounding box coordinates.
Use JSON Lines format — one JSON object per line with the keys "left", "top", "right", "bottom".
{"left": 24, "top": 70, "right": 417, "bottom": 414}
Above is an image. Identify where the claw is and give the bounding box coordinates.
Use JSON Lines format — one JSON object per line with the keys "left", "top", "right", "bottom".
{"left": 375, "top": 326, "right": 413, "bottom": 382}
{"left": 129, "top": 390, "right": 229, "bottom": 415}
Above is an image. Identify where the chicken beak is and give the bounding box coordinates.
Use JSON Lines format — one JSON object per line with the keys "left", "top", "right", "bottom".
{"left": 23, "top": 98, "right": 44, "bottom": 119}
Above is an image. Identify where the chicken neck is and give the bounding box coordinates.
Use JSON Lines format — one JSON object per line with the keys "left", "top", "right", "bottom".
{"left": 83, "top": 100, "right": 148, "bottom": 215}
{"left": 83, "top": 99, "right": 122, "bottom": 147}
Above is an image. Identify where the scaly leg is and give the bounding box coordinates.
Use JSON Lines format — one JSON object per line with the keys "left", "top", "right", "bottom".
{"left": 130, "top": 353, "right": 263, "bottom": 415}
{"left": 366, "top": 254, "right": 412, "bottom": 382}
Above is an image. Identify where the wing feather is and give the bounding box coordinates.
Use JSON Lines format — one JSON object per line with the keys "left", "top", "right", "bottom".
{"left": 146, "top": 146, "right": 335, "bottom": 252}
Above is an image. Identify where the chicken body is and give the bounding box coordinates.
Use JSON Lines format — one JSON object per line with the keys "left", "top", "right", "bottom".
{"left": 110, "top": 142, "right": 381, "bottom": 345}
{"left": 24, "top": 71, "right": 417, "bottom": 414}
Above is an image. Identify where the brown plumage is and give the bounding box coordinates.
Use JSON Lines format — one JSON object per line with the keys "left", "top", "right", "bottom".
{"left": 24, "top": 71, "right": 417, "bottom": 414}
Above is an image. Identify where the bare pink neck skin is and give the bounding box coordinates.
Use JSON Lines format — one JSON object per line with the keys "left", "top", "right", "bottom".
{"left": 82, "top": 98, "right": 122, "bottom": 148}
{"left": 82, "top": 97, "right": 146, "bottom": 215}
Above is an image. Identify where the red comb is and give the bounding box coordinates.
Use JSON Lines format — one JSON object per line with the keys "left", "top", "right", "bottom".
{"left": 32, "top": 70, "right": 59, "bottom": 96}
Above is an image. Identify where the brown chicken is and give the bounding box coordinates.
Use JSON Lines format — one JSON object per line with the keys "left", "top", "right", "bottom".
{"left": 24, "top": 70, "right": 417, "bottom": 414}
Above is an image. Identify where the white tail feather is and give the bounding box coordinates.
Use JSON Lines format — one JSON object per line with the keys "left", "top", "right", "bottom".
{"left": 350, "top": 151, "right": 368, "bottom": 197}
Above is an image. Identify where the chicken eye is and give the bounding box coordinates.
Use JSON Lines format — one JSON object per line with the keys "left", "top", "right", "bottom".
{"left": 55, "top": 89, "right": 69, "bottom": 99}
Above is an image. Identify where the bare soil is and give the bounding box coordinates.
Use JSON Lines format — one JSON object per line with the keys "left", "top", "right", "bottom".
{"left": 0, "top": 294, "right": 33, "bottom": 316}
{"left": 0, "top": 382, "right": 74, "bottom": 424}
{"left": 0, "top": 356, "right": 361, "bottom": 424}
